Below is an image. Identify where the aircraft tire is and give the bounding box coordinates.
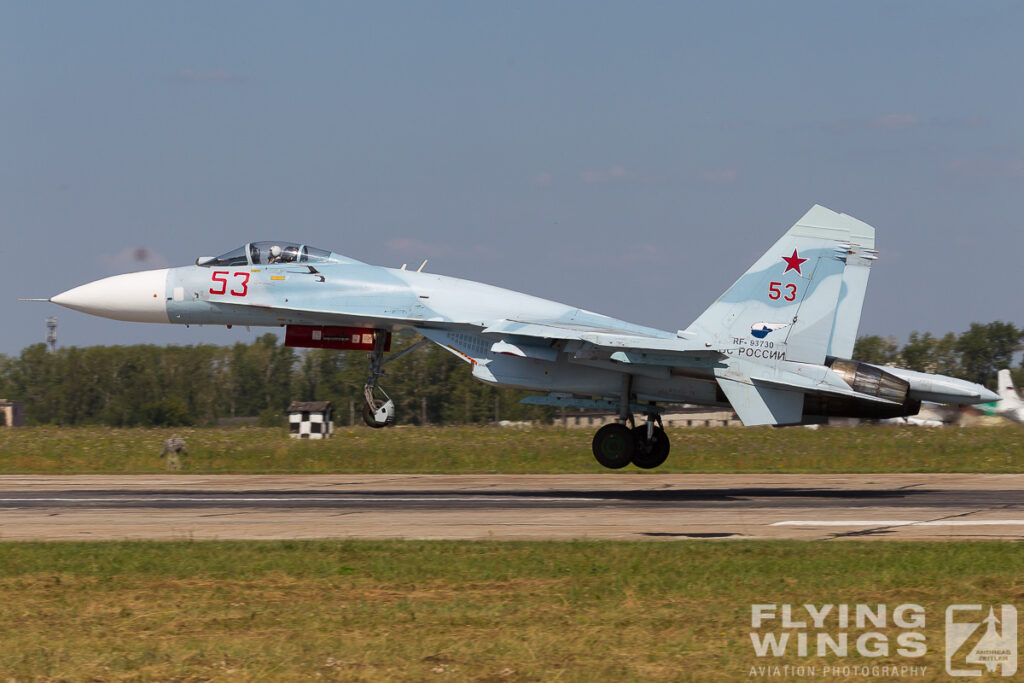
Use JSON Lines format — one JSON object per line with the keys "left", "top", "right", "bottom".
{"left": 630, "top": 425, "right": 670, "bottom": 469}
{"left": 362, "top": 406, "right": 388, "bottom": 428}
{"left": 592, "top": 423, "right": 635, "bottom": 469}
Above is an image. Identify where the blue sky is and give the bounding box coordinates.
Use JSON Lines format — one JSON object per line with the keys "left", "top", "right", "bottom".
{"left": 3, "top": 1, "right": 1022, "bottom": 355}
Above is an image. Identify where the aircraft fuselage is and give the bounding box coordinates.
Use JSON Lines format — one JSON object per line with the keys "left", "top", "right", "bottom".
{"left": 42, "top": 209, "right": 1001, "bottom": 469}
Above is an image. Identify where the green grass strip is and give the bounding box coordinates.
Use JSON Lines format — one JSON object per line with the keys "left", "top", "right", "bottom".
{"left": 0, "top": 540, "right": 1021, "bottom": 680}
{"left": 2, "top": 424, "right": 1023, "bottom": 474}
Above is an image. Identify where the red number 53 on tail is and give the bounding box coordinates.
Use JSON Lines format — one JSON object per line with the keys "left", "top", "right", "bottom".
{"left": 768, "top": 281, "right": 797, "bottom": 302}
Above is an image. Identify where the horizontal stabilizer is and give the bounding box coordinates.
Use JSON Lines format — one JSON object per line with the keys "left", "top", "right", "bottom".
{"left": 716, "top": 377, "right": 804, "bottom": 426}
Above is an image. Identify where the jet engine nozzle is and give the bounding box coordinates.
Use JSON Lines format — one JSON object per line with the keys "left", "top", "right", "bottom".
{"left": 827, "top": 358, "right": 910, "bottom": 404}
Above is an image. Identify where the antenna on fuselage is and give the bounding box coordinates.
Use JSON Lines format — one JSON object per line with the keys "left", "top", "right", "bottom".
{"left": 417, "top": 260, "right": 428, "bottom": 272}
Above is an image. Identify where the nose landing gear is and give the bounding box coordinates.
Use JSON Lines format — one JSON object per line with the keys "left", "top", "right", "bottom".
{"left": 361, "top": 332, "right": 430, "bottom": 428}
{"left": 362, "top": 384, "right": 395, "bottom": 428}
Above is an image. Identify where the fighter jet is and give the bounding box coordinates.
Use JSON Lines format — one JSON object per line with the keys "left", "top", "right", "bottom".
{"left": 37, "top": 205, "right": 999, "bottom": 469}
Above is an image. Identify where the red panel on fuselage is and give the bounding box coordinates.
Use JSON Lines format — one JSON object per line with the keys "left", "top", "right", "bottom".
{"left": 284, "top": 325, "right": 391, "bottom": 351}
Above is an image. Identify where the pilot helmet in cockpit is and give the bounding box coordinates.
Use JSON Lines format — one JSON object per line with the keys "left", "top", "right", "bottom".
{"left": 268, "top": 245, "right": 283, "bottom": 263}
{"left": 282, "top": 245, "right": 299, "bottom": 262}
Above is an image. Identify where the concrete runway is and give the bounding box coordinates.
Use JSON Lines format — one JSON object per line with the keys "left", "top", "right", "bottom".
{"left": 1, "top": 473, "right": 1023, "bottom": 541}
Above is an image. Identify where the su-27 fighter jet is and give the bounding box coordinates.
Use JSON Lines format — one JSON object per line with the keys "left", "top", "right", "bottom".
{"left": 37, "top": 205, "right": 998, "bottom": 469}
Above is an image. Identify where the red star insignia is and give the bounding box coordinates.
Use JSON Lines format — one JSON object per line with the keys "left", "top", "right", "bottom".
{"left": 781, "top": 248, "right": 807, "bottom": 275}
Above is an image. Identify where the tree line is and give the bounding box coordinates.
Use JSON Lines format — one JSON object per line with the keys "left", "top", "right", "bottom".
{"left": 0, "top": 321, "right": 1020, "bottom": 427}
{"left": 852, "top": 321, "right": 1022, "bottom": 389}
{"left": 0, "top": 334, "right": 553, "bottom": 427}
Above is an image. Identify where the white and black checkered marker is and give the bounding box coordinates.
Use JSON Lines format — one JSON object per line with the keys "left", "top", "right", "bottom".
{"left": 289, "top": 411, "right": 334, "bottom": 439}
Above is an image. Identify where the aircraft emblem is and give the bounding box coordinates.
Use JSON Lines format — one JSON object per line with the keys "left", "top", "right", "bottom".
{"left": 781, "top": 248, "right": 807, "bottom": 274}
{"left": 751, "top": 322, "right": 790, "bottom": 339}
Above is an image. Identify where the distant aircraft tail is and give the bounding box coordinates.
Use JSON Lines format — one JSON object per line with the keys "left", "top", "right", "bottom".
{"left": 997, "top": 369, "right": 1023, "bottom": 409}
{"left": 682, "top": 205, "right": 877, "bottom": 364}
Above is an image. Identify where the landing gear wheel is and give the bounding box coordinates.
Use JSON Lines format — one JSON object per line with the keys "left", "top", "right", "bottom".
{"left": 362, "top": 406, "right": 382, "bottom": 428}
{"left": 362, "top": 398, "right": 395, "bottom": 428}
{"left": 592, "top": 423, "right": 635, "bottom": 469}
{"left": 631, "top": 425, "right": 670, "bottom": 469}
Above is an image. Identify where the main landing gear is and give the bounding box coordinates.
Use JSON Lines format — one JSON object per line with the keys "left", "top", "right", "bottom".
{"left": 591, "top": 375, "right": 670, "bottom": 470}
{"left": 361, "top": 332, "right": 430, "bottom": 428}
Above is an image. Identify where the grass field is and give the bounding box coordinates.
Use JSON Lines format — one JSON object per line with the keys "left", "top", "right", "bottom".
{"left": 1, "top": 424, "right": 1023, "bottom": 474}
{"left": 3, "top": 428, "right": 1022, "bottom": 681}
{"left": 1, "top": 540, "right": 1021, "bottom": 681}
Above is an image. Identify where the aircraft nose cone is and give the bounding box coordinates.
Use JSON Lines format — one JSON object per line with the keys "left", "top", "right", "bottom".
{"left": 51, "top": 269, "right": 170, "bottom": 323}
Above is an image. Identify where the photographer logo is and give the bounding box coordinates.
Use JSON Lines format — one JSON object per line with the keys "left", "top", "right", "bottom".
{"left": 945, "top": 605, "right": 1017, "bottom": 677}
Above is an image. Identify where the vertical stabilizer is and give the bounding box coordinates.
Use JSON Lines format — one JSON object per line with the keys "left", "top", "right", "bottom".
{"left": 826, "top": 217, "right": 877, "bottom": 358}
{"left": 684, "top": 205, "right": 877, "bottom": 365}
{"left": 997, "top": 369, "right": 1023, "bottom": 408}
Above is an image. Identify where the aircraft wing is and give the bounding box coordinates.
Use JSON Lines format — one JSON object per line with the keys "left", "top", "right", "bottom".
{"left": 478, "top": 317, "right": 727, "bottom": 364}
{"left": 211, "top": 294, "right": 732, "bottom": 374}
{"left": 481, "top": 316, "right": 670, "bottom": 341}
{"left": 206, "top": 300, "right": 722, "bottom": 359}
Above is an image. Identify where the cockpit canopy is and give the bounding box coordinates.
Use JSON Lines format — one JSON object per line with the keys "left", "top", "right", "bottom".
{"left": 198, "top": 242, "right": 355, "bottom": 267}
